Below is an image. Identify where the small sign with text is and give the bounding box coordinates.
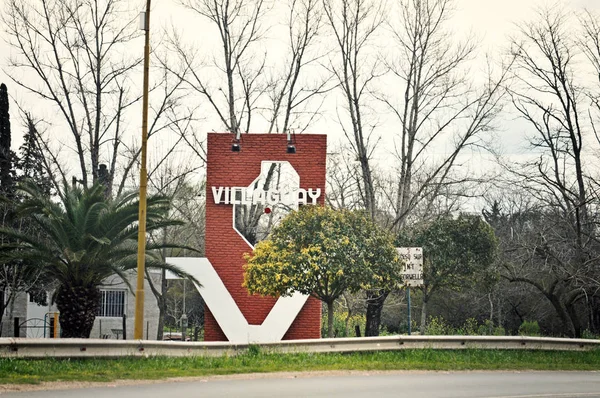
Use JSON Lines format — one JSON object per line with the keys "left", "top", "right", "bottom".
{"left": 397, "top": 247, "right": 423, "bottom": 287}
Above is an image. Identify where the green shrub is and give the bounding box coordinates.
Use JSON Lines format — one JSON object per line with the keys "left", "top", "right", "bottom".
{"left": 518, "top": 320, "right": 541, "bottom": 337}
{"left": 321, "top": 311, "right": 366, "bottom": 338}
{"left": 424, "top": 316, "right": 451, "bottom": 335}
{"left": 456, "top": 318, "right": 478, "bottom": 335}
{"left": 477, "top": 320, "right": 493, "bottom": 336}
{"left": 379, "top": 324, "right": 394, "bottom": 336}
{"left": 581, "top": 329, "right": 599, "bottom": 340}
{"left": 476, "top": 320, "right": 505, "bottom": 336}
{"left": 426, "top": 317, "right": 506, "bottom": 336}
{"left": 493, "top": 325, "right": 506, "bottom": 336}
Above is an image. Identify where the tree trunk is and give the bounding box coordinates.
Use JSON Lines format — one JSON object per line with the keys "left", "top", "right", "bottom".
{"left": 342, "top": 293, "right": 352, "bottom": 337}
{"left": 591, "top": 296, "right": 600, "bottom": 334}
{"left": 547, "top": 294, "right": 576, "bottom": 338}
{"left": 55, "top": 284, "right": 101, "bottom": 338}
{"left": 327, "top": 300, "right": 335, "bottom": 338}
{"left": 365, "top": 289, "right": 389, "bottom": 336}
{"left": 488, "top": 293, "right": 494, "bottom": 325}
{"left": 566, "top": 301, "right": 582, "bottom": 338}
{"left": 420, "top": 290, "right": 429, "bottom": 334}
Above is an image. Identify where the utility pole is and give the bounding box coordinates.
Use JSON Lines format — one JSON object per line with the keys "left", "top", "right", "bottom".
{"left": 134, "top": 0, "right": 151, "bottom": 340}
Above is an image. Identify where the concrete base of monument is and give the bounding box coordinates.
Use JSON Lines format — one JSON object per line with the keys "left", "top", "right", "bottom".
{"left": 166, "top": 257, "right": 309, "bottom": 344}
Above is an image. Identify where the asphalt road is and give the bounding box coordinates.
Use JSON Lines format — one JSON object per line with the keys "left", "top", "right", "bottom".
{"left": 2, "top": 371, "right": 600, "bottom": 398}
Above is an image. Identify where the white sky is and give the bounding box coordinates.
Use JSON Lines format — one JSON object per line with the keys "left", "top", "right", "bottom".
{"left": 0, "top": 0, "right": 599, "bottom": 183}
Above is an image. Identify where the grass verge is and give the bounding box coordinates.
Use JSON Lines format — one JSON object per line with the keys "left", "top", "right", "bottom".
{"left": 1, "top": 348, "right": 599, "bottom": 385}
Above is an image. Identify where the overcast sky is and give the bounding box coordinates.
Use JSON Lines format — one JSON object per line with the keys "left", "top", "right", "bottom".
{"left": 1, "top": 0, "right": 599, "bottom": 173}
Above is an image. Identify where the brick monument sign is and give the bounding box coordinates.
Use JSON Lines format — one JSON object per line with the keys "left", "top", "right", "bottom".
{"left": 202, "top": 132, "right": 326, "bottom": 342}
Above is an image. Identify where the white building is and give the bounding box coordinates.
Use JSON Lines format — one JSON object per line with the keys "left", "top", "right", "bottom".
{"left": 1, "top": 271, "right": 162, "bottom": 340}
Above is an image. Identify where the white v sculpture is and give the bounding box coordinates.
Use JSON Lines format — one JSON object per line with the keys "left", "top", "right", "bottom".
{"left": 166, "top": 257, "right": 309, "bottom": 344}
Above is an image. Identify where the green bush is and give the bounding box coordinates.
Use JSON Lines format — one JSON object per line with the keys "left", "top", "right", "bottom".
{"left": 379, "top": 324, "right": 395, "bottom": 336}
{"left": 424, "top": 316, "right": 452, "bottom": 335}
{"left": 321, "top": 311, "right": 366, "bottom": 338}
{"left": 492, "top": 325, "right": 506, "bottom": 336}
{"left": 518, "top": 320, "right": 541, "bottom": 336}
{"left": 426, "top": 317, "right": 506, "bottom": 336}
{"left": 477, "top": 320, "right": 505, "bottom": 336}
{"left": 581, "top": 329, "right": 598, "bottom": 340}
{"left": 456, "top": 318, "right": 478, "bottom": 335}
{"left": 477, "top": 320, "right": 493, "bottom": 336}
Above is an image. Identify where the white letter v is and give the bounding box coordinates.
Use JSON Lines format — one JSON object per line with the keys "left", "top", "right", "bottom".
{"left": 166, "top": 257, "right": 309, "bottom": 344}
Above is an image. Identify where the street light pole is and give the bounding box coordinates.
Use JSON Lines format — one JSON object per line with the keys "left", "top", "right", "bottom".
{"left": 134, "top": 0, "right": 151, "bottom": 340}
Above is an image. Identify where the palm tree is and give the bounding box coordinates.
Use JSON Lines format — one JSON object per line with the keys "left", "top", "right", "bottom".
{"left": 0, "top": 180, "right": 189, "bottom": 338}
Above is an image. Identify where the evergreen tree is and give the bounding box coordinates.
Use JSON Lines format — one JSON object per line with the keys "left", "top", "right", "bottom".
{"left": 0, "top": 83, "right": 14, "bottom": 196}
{"left": 0, "top": 83, "right": 27, "bottom": 334}
{"left": 16, "top": 114, "right": 52, "bottom": 195}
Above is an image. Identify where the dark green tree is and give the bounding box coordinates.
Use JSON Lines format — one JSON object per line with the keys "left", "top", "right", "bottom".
{"left": 0, "top": 84, "right": 14, "bottom": 196}
{"left": 0, "top": 181, "right": 192, "bottom": 338}
{"left": 0, "top": 82, "right": 21, "bottom": 334}
{"left": 399, "top": 214, "right": 498, "bottom": 332}
{"left": 16, "top": 114, "right": 52, "bottom": 195}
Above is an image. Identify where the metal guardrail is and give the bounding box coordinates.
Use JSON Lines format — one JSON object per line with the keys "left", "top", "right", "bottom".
{"left": 0, "top": 335, "right": 599, "bottom": 359}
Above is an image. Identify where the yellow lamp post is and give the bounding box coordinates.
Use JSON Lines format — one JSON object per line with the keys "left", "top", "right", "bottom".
{"left": 134, "top": 0, "right": 151, "bottom": 340}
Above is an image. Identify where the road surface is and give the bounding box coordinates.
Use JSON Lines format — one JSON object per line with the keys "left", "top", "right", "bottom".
{"left": 2, "top": 371, "right": 599, "bottom": 397}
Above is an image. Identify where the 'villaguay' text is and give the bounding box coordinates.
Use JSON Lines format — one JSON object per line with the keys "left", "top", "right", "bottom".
{"left": 212, "top": 187, "right": 321, "bottom": 205}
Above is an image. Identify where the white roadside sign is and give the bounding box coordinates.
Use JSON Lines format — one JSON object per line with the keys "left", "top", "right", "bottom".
{"left": 396, "top": 247, "right": 423, "bottom": 287}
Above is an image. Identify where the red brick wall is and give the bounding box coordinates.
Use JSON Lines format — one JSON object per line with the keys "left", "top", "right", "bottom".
{"left": 204, "top": 133, "right": 326, "bottom": 341}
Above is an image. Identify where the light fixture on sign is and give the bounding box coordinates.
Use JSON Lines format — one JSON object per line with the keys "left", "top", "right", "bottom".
{"left": 286, "top": 131, "right": 296, "bottom": 154}
{"left": 231, "top": 130, "right": 241, "bottom": 152}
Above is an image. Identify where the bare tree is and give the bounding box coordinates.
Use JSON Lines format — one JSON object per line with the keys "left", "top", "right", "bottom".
{"left": 264, "top": 0, "right": 332, "bottom": 134}
{"left": 324, "top": 0, "right": 392, "bottom": 337}
{"left": 323, "top": 0, "right": 384, "bottom": 221}
{"left": 115, "top": 49, "right": 199, "bottom": 196}
{"left": 4, "top": 0, "right": 191, "bottom": 196}
{"left": 173, "top": 0, "right": 270, "bottom": 136}
{"left": 4, "top": 0, "right": 140, "bottom": 192}
{"left": 374, "top": 0, "right": 512, "bottom": 332}
{"left": 581, "top": 10, "right": 600, "bottom": 148}
{"left": 501, "top": 6, "right": 600, "bottom": 337}
{"left": 326, "top": 148, "right": 364, "bottom": 210}
{"left": 380, "top": 0, "right": 511, "bottom": 230}
{"left": 172, "top": 0, "right": 331, "bottom": 139}
{"left": 324, "top": 0, "right": 510, "bottom": 335}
